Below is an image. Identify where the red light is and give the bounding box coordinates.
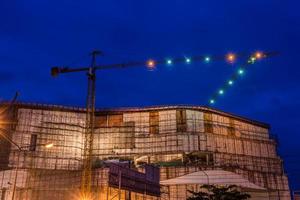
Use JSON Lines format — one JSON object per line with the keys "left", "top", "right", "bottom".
{"left": 147, "top": 59, "right": 155, "bottom": 69}
{"left": 226, "top": 53, "right": 236, "bottom": 63}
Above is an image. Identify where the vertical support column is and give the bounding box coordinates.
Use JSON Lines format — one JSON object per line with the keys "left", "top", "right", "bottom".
{"left": 118, "top": 170, "right": 122, "bottom": 200}
{"left": 81, "top": 50, "right": 101, "bottom": 197}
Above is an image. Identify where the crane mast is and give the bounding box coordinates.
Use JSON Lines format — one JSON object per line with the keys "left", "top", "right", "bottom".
{"left": 81, "top": 51, "right": 99, "bottom": 196}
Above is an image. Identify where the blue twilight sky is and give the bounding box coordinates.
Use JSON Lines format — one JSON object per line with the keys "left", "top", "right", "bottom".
{"left": 1, "top": 0, "right": 300, "bottom": 191}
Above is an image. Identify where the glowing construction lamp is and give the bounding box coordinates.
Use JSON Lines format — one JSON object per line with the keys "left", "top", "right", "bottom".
{"left": 228, "top": 80, "right": 233, "bottom": 85}
{"left": 238, "top": 69, "right": 244, "bottom": 75}
{"left": 166, "top": 59, "right": 172, "bottom": 65}
{"left": 226, "top": 53, "right": 236, "bottom": 63}
{"left": 204, "top": 56, "right": 210, "bottom": 63}
{"left": 79, "top": 193, "right": 94, "bottom": 200}
{"left": 209, "top": 99, "right": 215, "bottom": 104}
{"left": 45, "top": 143, "right": 54, "bottom": 148}
{"left": 147, "top": 59, "right": 155, "bottom": 69}
{"left": 255, "top": 51, "right": 263, "bottom": 59}
{"left": 185, "top": 58, "right": 191, "bottom": 63}
{"left": 219, "top": 89, "right": 224, "bottom": 95}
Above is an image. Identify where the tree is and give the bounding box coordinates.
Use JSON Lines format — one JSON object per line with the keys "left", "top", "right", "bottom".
{"left": 187, "top": 184, "right": 251, "bottom": 200}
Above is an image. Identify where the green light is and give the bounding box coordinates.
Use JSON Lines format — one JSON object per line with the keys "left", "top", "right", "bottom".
{"left": 219, "top": 89, "right": 224, "bottom": 95}
{"left": 185, "top": 58, "right": 191, "bottom": 63}
{"left": 210, "top": 99, "right": 215, "bottom": 104}
{"left": 228, "top": 80, "right": 233, "bottom": 85}
{"left": 238, "top": 69, "right": 244, "bottom": 75}
{"left": 204, "top": 57, "right": 210, "bottom": 62}
{"left": 248, "top": 57, "right": 256, "bottom": 64}
{"left": 167, "top": 59, "right": 172, "bottom": 65}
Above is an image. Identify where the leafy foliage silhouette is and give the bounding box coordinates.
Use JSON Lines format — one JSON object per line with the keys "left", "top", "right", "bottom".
{"left": 187, "top": 184, "right": 251, "bottom": 200}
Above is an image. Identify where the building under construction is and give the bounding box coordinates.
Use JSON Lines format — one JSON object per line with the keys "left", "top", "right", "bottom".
{"left": 0, "top": 103, "right": 291, "bottom": 199}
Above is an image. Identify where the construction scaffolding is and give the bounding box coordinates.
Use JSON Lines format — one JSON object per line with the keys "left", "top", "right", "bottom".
{"left": 0, "top": 103, "right": 291, "bottom": 200}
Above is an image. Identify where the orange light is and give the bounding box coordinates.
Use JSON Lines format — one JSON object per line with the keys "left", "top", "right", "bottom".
{"left": 45, "top": 143, "right": 54, "bottom": 148}
{"left": 67, "top": 189, "right": 94, "bottom": 200}
{"left": 226, "top": 53, "right": 236, "bottom": 63}
{"left": 255, "top": 51, "right": 263, "bottom": 59}
{"left": 147, "top": 59, "right": 155, "bottom": 69}
{"left": 0, "top": 115, "right": 3, "bottom": 128}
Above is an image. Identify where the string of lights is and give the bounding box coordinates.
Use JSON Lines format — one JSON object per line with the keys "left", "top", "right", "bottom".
{"left": 145, "top": 52, "right": 243, "bottom": 70}
{"left": 92, "top": 51, "right": 277, "bottom": 71}
{"left": 208, "top": 51, "right": 277, "bottom": 105}
{"left": 133, "top": 51, "right": 277, "bottom": 106}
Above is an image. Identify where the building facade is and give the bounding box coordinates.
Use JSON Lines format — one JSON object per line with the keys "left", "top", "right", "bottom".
{"left": 0, "top": 103, "right": 291, "bottom": 199}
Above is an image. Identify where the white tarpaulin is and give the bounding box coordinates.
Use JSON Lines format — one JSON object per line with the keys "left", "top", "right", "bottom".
{"left": 160, "top": 170, "right": 266, "bottom": 190}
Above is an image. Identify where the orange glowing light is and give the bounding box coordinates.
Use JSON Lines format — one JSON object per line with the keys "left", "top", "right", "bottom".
{"left": 68, "top": 189, "right": 94, "bottom": 200}
{"left": 147, "top": 59, "right": 155, "bottom": 69}
{"left": 45, "top": 143, "right": 54, "bottom": 148}
{"left": 226, "top": 53, "right": 236, "bottom": 63}
{"left": 0, "top": 107, "right": 13, "bottom": 128}
{"left": 255, "top": 51, "right": 263, "bottom": 59}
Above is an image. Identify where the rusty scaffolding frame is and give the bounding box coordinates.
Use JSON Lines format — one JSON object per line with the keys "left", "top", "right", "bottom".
{"left": 0, "top": 103, "right": 291, "bottom": 200}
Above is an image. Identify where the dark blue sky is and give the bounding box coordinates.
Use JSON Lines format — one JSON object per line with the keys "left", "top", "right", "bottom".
{"left": 1, "top": 0, "right": 300, "bottom": 191}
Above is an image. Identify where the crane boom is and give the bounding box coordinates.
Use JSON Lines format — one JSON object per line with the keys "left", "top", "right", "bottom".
{"left": 51, "top": 51, "right": 279, "bottom": 76}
